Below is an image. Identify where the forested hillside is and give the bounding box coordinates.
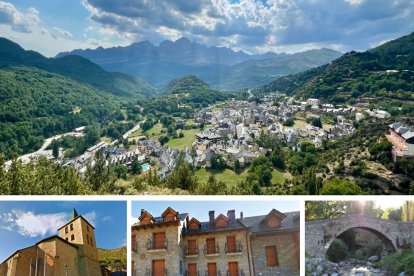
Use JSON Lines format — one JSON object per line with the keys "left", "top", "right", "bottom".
{"left": 0, "top": 66, "right": 124, "bottom": 158}
{"left": 261, "top": 32, "right": 414, "bottom": 115}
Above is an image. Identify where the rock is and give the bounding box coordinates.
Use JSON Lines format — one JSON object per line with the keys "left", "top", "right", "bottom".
{"left": 367, "top": 255, "right": 380, "bottom": 262}
{"left": 398, "top": 272, "right": 406, "bottom": 276}
{"left": 331, "top": 273, "right": 339, "bottom": 276}
{"left": 366, "top": 261, "right": 372, "bottom": 266}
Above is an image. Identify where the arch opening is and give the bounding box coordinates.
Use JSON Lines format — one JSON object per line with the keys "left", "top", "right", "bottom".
{"left": 326, "top": 227, "right": 396, "bottom": 262}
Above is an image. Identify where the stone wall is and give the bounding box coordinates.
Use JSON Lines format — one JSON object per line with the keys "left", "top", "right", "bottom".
{"left": 306, "top": 214, "right": 414, "bottom": 258}
{"left": 132, "top": 223, "right": 184, "bottom": 276}
{"left": 251, "top": 232, "right": 300, "bottom": 276}
{"left": 183, "top": 229, "right": 251, "bottom": 275}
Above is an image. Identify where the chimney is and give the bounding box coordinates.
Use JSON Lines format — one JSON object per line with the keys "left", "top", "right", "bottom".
{"left": 141, "top": 209, "right": 145, "bottom": 216}
{"left": 227, "top": 210, "right": 235, "bottom": 222}
{"left": 240, "top": 212, "right": 244, "bottom": 220}
{"left": 209, "top": 210, "right": 215, "bottom": 225}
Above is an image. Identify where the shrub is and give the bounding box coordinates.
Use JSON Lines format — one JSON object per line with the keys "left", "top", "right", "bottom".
{"left": 375, "top": 251, "right": 414, "bottom": 275}
{"left": 327, "top": 239, "right": 349, "bottom": 262}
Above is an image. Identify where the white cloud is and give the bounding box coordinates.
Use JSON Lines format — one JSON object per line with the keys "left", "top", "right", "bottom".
{"left": 83, "top": 211, "right": 97, "bottom": 227}
{"left": 102, "top": 216, "right": 112, "bottom": 222}
{"left": 0, "top": 1, "right": 39, "bottom": 33}
{"left": 1, "top": 209, "right": 68, "bottom": 238}
{"left": 53, "top": 27, "right": 73, "bottom": 38}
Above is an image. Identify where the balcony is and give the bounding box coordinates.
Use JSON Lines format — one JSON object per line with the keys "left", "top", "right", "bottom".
{"left": 146, "top": 238, "right": 168, "bottom": 251}
{"left": 226, "top": 269, "right": 245, "bottom": 276}
{"left": 146, "top": 269, "right": 168, "bottom": 276}
{"left": 225, "top": 241, "right": 242, "bottom": 255}
{"left": 203, "top": 243, "right": 220, "bottom": 256}
{"left": 204, "top": 270, "right": 222, "bottom": 276}
{"left": 184, "top": 245, "right": 199, "bottom": 257}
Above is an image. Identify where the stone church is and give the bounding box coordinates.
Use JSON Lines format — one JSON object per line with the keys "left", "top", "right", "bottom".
{"left": 0, "top": 209, "right": 102, "bottom": 276}
{"left": 131, "top": 207, "right": 300, "bottom": 276}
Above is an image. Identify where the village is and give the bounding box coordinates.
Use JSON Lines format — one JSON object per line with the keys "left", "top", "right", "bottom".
{"left": 7, "top": 92, "right": 411, "bottom": 184}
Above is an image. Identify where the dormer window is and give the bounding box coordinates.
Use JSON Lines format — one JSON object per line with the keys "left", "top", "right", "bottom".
{"left": 267, "top": 215, "right": 281, "bottom": 228}
{"left": 214, "top": 214, "right": 229, "bottom": 228}
{"left": 188, "top": 218, "right": 201, "bottom": 230}
{"left": 262, "top": 209, "right": 287, "bottom": 228}
{"left": 161, "top": 207, "right": 178, "bottom": 222}
{"left": 139, "top": 210, "right": 154, "bottom": 225}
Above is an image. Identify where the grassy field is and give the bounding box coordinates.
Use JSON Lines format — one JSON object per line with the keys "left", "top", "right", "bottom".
{"left": 292, "top": 119, "right": 308, "bottom": 129}
{"left": 195, "top": 167, "right": 290, "bottom": 187}
{"left": 195, "top": 168, "right": 249, "bottom": 187}
{"left": 100, "top": 136, "right": 112, "bottom": 143}
{"left": 165, "top": 128, "right": 199, "bottom": 150}
{"left": 129, "top": 123, "right": 166, "bottom": 140}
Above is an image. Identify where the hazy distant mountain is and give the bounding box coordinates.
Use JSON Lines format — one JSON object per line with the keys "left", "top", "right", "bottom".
{"left": 57, "top": 38, "right": 341, "bottom": 89}
{"left": 0, "top": 37, "right": 154, "bottom": 98}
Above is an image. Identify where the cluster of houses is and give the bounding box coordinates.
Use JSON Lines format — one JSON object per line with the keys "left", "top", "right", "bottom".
{"left": 189, "top": 96, "right": 358, "bottom": 167}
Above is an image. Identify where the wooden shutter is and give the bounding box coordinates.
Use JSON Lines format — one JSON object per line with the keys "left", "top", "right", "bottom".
{"left": 207, "top": 238, "right": 216, "bottom": 254}
{"left": 131, "top": 234, "right": 137, "bottom": 252}
{"left": 188, "top": 240, "right": 196, "bottom": 255}
{"left": 265, "top": 246, "right": 279, "bottom": 267}
{"left": 207, "top": 263, "right": 217, "bottom": 276}
{"left": 227, "top": 236, "right": 236, "bottom": 253}
{"left": 228, "top": 262, "right": 239, "bottom": 276}
{"left": 152, "top": 260, "right": 165, "bottom": 276}
{"left": 153, "top": 232, "right": 166, "bottom": 249}
{"left": 187, "top": 263, "right": 197, "bottom": 276}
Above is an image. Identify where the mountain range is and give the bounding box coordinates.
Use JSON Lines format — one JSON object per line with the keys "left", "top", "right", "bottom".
{"left": 0, "top": 38, "right": 154, "bottom": 98}
{"left": 57, "top": 37, "right": 341, "bottom": 89}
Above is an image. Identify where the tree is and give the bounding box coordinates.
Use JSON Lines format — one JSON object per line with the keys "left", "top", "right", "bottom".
{"left": 234, "top": 159, "right": 241, "bottom": 173}
{"left": 122, "top": 138, "right": 129, "bottom": 150}
{"left": 51, "top": 140, "right": 59, "bottom": 159}
{"left": 197, "top": 175, "right": 228, "bottom": 195}
{"left": 303, "top": 167, "right": 322, "bottom": 195}
{"left": 320, "top": 178, "right": 363, "bottom": 195}
{"left": 131, "top": 158, "right": 141, "bottom": 175}
{"left": 311, "top": 117, "right": 322, "bottom": 128}
{"left": 283, "top": 118, "right": 294, "bottom": 127}
{"left": 210, "top": 153, "right": 226, "bottom": 170}
{"left": 166, "top": 163, "right": 198, "bottom": 192}
{"left": 158, "top": 135, "right": 169, "bottom": 146}
{"left": 85, "top": 151, "right": 115, "bottom": 193}
{"left": 402, "top": 201, "right": 414, "bottom": 221}
{"left": 248, "top": 156, "right": 273, "bottom": 187}
{"left": 113, "top": 165, "right": 128, "bottom": 179}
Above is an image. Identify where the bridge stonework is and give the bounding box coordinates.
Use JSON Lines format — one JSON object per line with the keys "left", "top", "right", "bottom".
{"left": 306, "top": 214, "right": 414, "bottom": 258}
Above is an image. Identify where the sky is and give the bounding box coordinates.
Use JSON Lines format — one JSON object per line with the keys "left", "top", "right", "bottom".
{"left": 0, "top": 200, "right": 126, "bottom": 262}
{"left": 1, "top": 1, "right": 413, "bottom": 57}
{"left": 131, "top": 199, "right": 299, "bottom": 224}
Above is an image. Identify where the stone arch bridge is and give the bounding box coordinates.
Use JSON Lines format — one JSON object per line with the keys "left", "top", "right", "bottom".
{"left": 306, "top": 214, "right": 414, "bottom": 258}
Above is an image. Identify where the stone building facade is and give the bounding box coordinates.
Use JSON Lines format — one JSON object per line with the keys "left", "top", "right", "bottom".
{"left": 131, "top": 207, "right": 300, "bottom": 276}
{"left": 0, "top": 209, "right": 101, "bottom": 276}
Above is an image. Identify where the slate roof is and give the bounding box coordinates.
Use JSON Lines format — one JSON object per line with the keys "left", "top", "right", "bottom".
{"left": 239, "top": 211, "right": 300, "bottom": 233}
{"left": 389, "top": 122, "right": 414, "bottom": 140}
{"left": 184, "top": 219, "right": 247, "bottom": 235}
{"left": 132, "top": 213, "right": 188, "bottom": 227}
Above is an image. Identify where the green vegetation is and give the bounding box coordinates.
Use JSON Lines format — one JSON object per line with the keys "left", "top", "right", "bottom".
{"left": 375, "top": 251, "right": 414, "bottom": 275}
{"left": 195, "top": 168, "right": 249, "bottom": 188}
{"left": 0, "top": 37, "right": 154, "bottom": 98}
{"left": 165, "top": 128, "right": 199, "bottom": 150}
{"left": 0, "top": 66, "right": 124, "bottom": 158}
{"left": 326, "top": 239, "right": 349, "bottom": 262}
{"left": 260, "top": 32, "right": 414, "bottom": 116}
{"left": 98, "top": 247, "right": 127, "bottom": 267}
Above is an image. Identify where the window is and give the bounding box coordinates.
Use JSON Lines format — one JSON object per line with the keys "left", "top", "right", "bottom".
{"left": 71, "top": 234, "right": 75, "bottom": 241}
{"left": 65, "top": 226, "right": 68, "bottom": 234}
{"left": 206, "top": 238, "right": 216, "bottom": 254}
{"left": 86, "top": 234, "right": 89, "bottom": 244}
{"left": 87, "top": 225, "right": 89, "bottom": 232}
{"left": 132, "top": 234, "right": 137, "bottom": 252}
{"left": 70, "top": 224, "right": 73, "bottom": 231}
{"left": 90, "top": 237, "right": 93, "bottom": 247}
{"left": 227, "top": 236, "right": 236, "bottom": 253}
{"left": 265, "top": 246, "right": 279, "bottom": 267}
{"left": 207, "top": 263, "right": 217, "bottom": 276}
{"left": 187, "top": 240, "right": 196, "bottom": 255}
{"left": 153, "top": 232, "right": 166, "bottom": 249}
{"left": 152, "top": 259, "right": 165, "bottom": 276}
{"left": 187, "top": 263, "right": 197, "bottom": 276}
{"left": 228, "top": 262, "right": 239, "bottom": 276}
{"left": 65, "top": 238, "right": 68, "bottom": 241}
